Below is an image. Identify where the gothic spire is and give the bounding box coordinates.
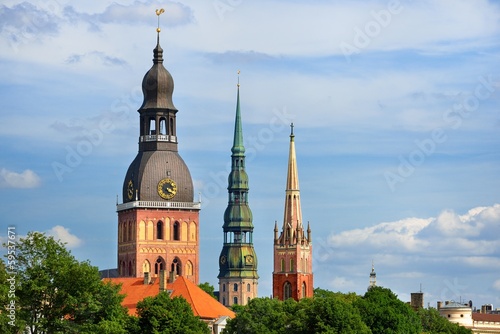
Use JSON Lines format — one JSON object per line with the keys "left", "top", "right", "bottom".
{"left": 232, "top": 75, "right": 244, "bottom": 156}
{"left": 282, "top": 123, "right": 302, "bottom": 234}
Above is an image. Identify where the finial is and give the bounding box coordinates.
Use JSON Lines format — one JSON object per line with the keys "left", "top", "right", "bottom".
{"left": 237, "top": 70, "right": 241, "bottom": 88}
{"left": 290, "top": 123, "right": 294, "bottom": 136}
{"left": 156, "top": 8, "right": 165, "bottom": 33}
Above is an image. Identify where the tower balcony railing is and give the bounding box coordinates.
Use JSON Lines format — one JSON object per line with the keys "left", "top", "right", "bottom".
{"left": 140, "top": 135, "right": 177, "bottom": 143}
{"left": 117, "top": 200, "right": 201, "bottom": 212}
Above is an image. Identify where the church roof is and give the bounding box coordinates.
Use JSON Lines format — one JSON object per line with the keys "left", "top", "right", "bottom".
{"left": 105, "top": 276, "right": 235, "bottom": 319}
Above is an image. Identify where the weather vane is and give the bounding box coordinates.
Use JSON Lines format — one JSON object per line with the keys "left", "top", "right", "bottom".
{"left": 156, "top": 8, "right": 165, "bottom": 33}
{"left": 237, "top": 70, "right": 241, "bottom": 87}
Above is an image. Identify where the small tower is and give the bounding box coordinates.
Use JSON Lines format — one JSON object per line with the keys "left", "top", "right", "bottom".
{"left": 369, "top": 261, "right": 376, "bottom": 289}
{"left": 272, "top": 124, "right": 313, "bottom": 301}
{"left": 218, "top": 77, "right": 259, "bottom": 307}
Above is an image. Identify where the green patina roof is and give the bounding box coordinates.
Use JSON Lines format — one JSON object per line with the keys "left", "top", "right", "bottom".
{"left": 231, "top": 86, "right": 245, "bottom": 156}
{"left": 218, "top": 245, "right": 259, "bottom": 278}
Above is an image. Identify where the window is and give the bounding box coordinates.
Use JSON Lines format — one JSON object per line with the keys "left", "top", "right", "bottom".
{"left": 281, "top": 258, "right": 285, "bottom": 272}
{"left": 171, "top": 258, "right": 181, "bottom": 276}
{"left": 154, "top": 257, "right": 165, "bottom": 275}
{"left": 247, "top": 283, "right": 251, "bottom": 292}
{"left": 290, "top": 259, "right": 294, "bottom": 272}
{"left": 222, "top": 297, "right": 226, "bottom": 306}
{"left": 233, "top": 297, "right": 238, "bottom": 305}
{"left": 222, "top": 284, "right": 226, "bottom": 292}
{"left": 234, "top": 283, "right": 238, "bottom": 292}
{"left": 302, "top": 282, "right": 306, "bottom": 298}
{"left": 156, "top": 221, "right": 163, "bottom": 239}
{"left": 173, "top": 222, "right": 180, "bottom": 240}
{"left": 284, "top": 282, "right": 292, "bottom": 300}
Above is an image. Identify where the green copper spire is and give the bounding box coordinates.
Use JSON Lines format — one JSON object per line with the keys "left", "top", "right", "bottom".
{"left": 218, "top": 77, "right": 258, "bottom": 305}
{"left": 231, "top": 79, "right": 245, "bottom": 156}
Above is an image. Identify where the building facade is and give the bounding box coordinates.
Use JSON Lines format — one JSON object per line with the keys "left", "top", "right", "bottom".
{"left": 273, "top": 125, "right": 313, "bottom": 301}
{"left": 116, "top": 31, "right": 200, "bottom": 284}
{"left": 217, "top": 83, "right": 259, "bottom": 307}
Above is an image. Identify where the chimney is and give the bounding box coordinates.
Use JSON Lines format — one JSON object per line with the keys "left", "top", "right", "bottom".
{"left": 144, "top": 272, "right": 150, "bottom": 285}
{"left": 169, "top": 270, "right": 176, "bottom": 283}
{"left": 159, "top": 270, "right": 167, "bottom": 292}
{"left": 437, "top": 301, "right": 442, "bottom": 310}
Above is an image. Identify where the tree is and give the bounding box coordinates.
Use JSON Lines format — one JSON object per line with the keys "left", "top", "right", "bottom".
{"left": 198, "top": 282, "right": 217, "bottom": 300}
{"left": 418, "top": 307, "right": 472, "bottom": 334}
{"left": 4, "top": 231, "right": 130, "bottom": 334}
{"left": 134, "top": 292, "right": 210, "bottom": 334}
{"left": 223, "top": 297, "right": 299, "bottom": 334}
{"left": 304, "top": 290, "right": 370, "bottom": 334}
{"left": 355, "top": 286, "right": 422, "bottom": 334}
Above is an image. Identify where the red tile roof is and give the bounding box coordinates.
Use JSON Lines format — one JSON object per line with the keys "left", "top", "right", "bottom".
{"left": 104, "top": 276, "right": 235, "bottom": 320}
{"left": 473, "top": 313, "right": 500, "bottom": 322}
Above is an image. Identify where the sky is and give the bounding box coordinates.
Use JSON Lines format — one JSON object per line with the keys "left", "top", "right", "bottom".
{"left": 0, "top": 0, "right": 499, "bottom": 310}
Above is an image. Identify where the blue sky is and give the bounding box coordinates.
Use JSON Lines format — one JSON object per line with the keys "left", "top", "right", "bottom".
{"left": 1, "top": 0, "right": 499, "bottom": 309}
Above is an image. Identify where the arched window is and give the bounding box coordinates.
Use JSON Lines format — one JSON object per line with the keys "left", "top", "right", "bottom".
{"left": 233, "top": 283, "right": 238, "bottom": 292}
{"left": 149, "top": 117, "right": 156, "bottom": 135}
{"left": 128, "top": 261, "right": 132, "bottom": 276}
{"left": 222, "top": 284, "right": 226, "bottom": 292}
{"left": 171, "top": 257, "right": 181, "bottom": 276}
{"left": 247, "top": 283, "right": 251, "bottom": 292}
{"left": 154, "top": 257, "right": 165, "bottom": 275}
{"left": 128, "top": 221, "right": 133, "bottom": 241}
{"left": 302, "top": 282, "right": 306, "bottom": 298}
{"left": 159, "top": 117, "right": 166, "bottom": 135}
{"left": 156, "top": 221, "right": 163, "bottom": 239}
{"left": 281, "top": 258, "right": 285, "bottom": 272}
{"left": 290, "top": 259, "right": 294, "bottom": 272}
{"left": 284, "top": 281, "right": 292, "bottom": 300}
{"left": 247, "top": 297, "right": 251, "bottom": 304}
{"left": 233, "top": 297, "right": 238, "bottom": 305}
{"left": 173, "top": 221, "right": 180, "bottom": 240}
{"left": 185, "top": 261, "right": 193, "bottom": 276}
{"left": 222, "top": 297, "right": 226, "bottom": 306}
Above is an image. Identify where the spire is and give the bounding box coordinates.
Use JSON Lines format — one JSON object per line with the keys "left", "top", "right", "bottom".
{"left": 282, "top": 123, "right": 302, "bottom": 234}
{"left": 232, "top": 71, "right": 244, "bottom": 156}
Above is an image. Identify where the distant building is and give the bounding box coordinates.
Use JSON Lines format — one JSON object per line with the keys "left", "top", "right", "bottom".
{"left": 410, "top": 292, "right": 424, "bottom": 310}
{"left": 272, "top": 125, "right": 313, "bottom": 301}
{"left": 438, "top": 300, "right": 500, "bottom": 333}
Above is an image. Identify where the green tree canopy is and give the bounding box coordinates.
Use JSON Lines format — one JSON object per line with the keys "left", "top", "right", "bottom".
{"left": 1, "top": 231, "right": 130, "bottom": 334}
{"left": 355, "top": 286, "right": 423, "bottom": 334}
{"left": 134, "top": 291, "right": 210, "bottom": 334}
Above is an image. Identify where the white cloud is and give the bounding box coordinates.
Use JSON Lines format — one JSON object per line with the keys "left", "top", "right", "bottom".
{"left": 329, "top": 276, "right": 357, "bottom": 290}
{"left": 46, "top": 225, "right": 83, "bottom": 249}
{"left": 493, "top": 279, "right": 500, "bottom": 291}
{"left": 0, "top": 168, "right": 41, "bottom": 188}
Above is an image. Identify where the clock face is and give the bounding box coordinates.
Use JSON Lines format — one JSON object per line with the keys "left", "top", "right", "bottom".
{"left": 127, "top": 180, "right": 134, "bottom": 200}
{"left": 157, "top": 178, "right": 177, "bottom": 200}
{"left": 220, "top": 255, "right": 227, "bottom": 264}
{"left": 245, "top": 255, "right": 254, "bottom": 264}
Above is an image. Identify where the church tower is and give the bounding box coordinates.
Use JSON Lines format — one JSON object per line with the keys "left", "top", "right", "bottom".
{"left": 369, "top": 261, "right": 377, "bottom": 289}
{"left": 116, "top": 21, "right": 200, "bottom": 284}
{"left": 218, "top": 80, "right": 258, "bottom": 307}
{"left": 273, "top": 124, "right": 313, "bottom": 301}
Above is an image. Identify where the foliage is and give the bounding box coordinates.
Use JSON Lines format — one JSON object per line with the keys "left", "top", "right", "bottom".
{"left": 354, "top": 286, "right": 422, "bottom": 334}
{"left": 134, "top": 292, "right": 210, "bottom": 334}
{"left": 198, "top": 282, "right": 217, "bottom": 299}
{"left": 418, "top": 307, "right": 472, "bottom": 334}
{"left": 2, "top": 231, "right": 130, "bottom": 334}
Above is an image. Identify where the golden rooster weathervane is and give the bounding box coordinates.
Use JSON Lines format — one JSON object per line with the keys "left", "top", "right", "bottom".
{"left": 156, "top": 8, "right": 165, "bottom": 33}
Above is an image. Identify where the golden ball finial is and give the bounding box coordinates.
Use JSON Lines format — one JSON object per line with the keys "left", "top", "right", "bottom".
{"left": 156, "top": 28, "right": 161, "bottom": 33}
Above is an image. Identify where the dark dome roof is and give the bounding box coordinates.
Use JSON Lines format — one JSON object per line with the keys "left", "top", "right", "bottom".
{"left": 123, "top": 150, "right": 194, "bottom": 203}
{"left": 139, "top": 42, "right": 176, "bottom": 111}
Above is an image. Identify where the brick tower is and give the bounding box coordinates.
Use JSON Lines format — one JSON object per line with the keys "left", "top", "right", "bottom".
{"left": 218, "top": 80, "right": 259, "bottom": 307}
{"left": 273, "top": 124, "right": 313, "bottom": 300}
{"left": 116, "top": 27, "right": 200, "bottom": 284}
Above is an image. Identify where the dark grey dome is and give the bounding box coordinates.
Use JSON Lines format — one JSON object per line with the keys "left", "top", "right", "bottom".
{"left": 122, "top": 150, "right": 194, "bottom": 203}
